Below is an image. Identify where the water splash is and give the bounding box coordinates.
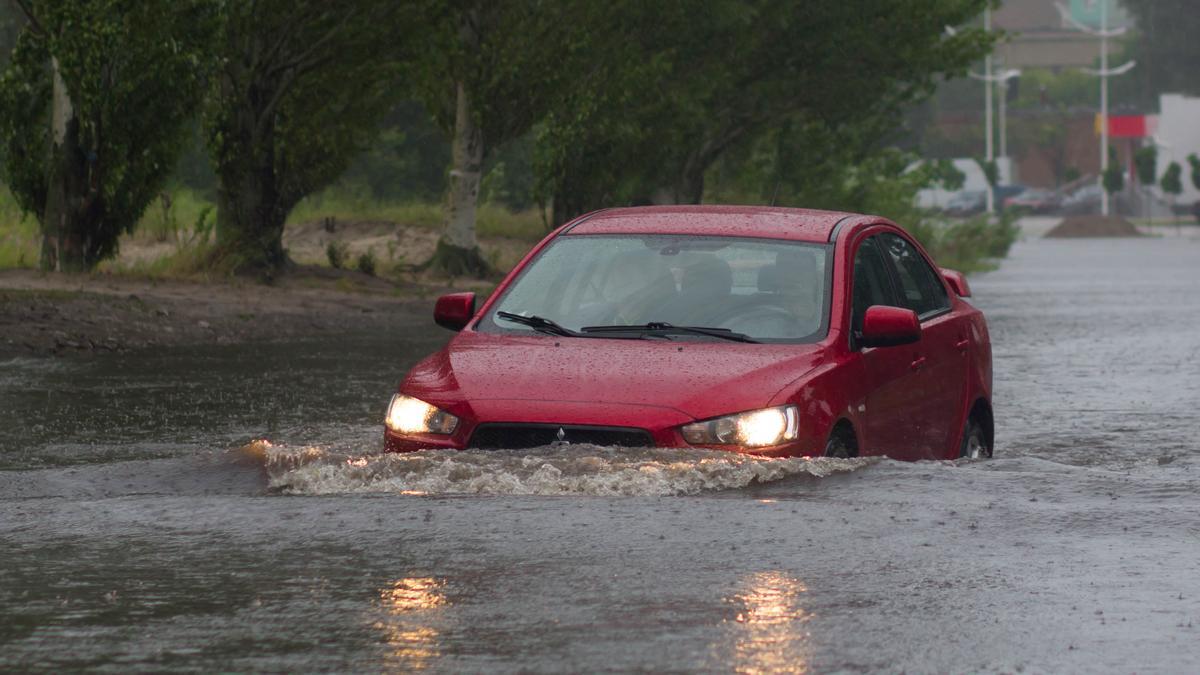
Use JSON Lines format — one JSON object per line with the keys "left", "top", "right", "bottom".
{"left": 256, "top": 443, "right": 876, "bottom": 497}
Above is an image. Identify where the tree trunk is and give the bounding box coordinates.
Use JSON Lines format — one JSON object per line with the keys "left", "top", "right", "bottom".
{"left": 40, "top": 58, "right": 90, "bottom": 272}
{"left": 426, "top": 80, "right": 490, "bottom": 277}
{"left": 214, "top": 106, "right": 289, "bottom": 272}
{"left": 674, "top": 159, "right": 706, "bottom": 205}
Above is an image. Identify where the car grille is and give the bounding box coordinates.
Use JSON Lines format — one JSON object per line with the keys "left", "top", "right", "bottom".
{"left": 468, "top": 423, "right": 654, "bottom": 450}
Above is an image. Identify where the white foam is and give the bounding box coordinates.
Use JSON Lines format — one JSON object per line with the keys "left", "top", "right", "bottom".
{"left": 261, "top": 444, "right": 876, "bottom": 497}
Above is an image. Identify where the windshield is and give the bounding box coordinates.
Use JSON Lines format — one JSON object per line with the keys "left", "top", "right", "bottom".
{"left": 478, "top": 235, "right": 831, "bottom": 342}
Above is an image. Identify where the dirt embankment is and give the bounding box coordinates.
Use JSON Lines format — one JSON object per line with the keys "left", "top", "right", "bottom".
{"left": 1045, "top": 215, "right": 1143, "bottom": 238}
{"left": 0, "top": 269, "right": 458, "bottom": 359}
{"left": 2, "top": 219, "right": 541, "bottom": 359}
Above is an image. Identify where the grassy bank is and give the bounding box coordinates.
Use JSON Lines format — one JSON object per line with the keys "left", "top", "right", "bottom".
{"left": 2, "top": 182, "right": 1017, "bottom": 278}
{"left": 289, "top": 190, "right": 548, "bottom": 241}
{"left": 913, "top": 213, "right": 1021, "bottom": 274}
{"left": 0, "top": 187, "right": 38, "bottom": 268}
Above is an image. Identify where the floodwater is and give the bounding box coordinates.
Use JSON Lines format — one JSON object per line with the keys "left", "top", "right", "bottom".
{"left": 2, "top": 232, "right": 1199, "bottom": 672}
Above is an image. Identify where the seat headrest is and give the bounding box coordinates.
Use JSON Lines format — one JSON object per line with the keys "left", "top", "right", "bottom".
{"left": 681, "top": 254, "right": 733, "bottom": 297}
{"left": 758, "top": 249, "right": 819, "bottom": 293}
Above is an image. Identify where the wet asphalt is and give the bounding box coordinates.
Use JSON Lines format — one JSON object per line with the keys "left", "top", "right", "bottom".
{"left": 1, "top": 228, "right": 1199, "bottom": 672}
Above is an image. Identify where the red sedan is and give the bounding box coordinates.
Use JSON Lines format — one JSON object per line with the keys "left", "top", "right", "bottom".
{"left": 385, "top": 206, "right": 993, "bottom": 461}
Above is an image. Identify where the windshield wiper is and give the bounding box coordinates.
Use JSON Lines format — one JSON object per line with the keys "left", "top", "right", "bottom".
{"left": 496, "top": 311, "right": 580, "bottom": 337}
{"left": 580, "top": 322, "right": 760, "bottom": 343}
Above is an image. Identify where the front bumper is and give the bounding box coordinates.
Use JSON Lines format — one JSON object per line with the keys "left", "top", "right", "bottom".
{"left": 381, "top": 397, "right": 818, "bottom": 457}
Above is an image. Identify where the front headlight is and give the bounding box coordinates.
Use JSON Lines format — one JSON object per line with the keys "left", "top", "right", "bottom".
{"left": 385, "top": 394, "right": 459, "bottom": 435}
{"left": 681, "top": 405, "right": 799, "bottom": 448}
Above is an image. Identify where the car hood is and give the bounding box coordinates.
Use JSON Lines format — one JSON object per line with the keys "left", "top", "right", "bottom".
{"left": 401, "top": 331, "right": 826, "bottom": 421}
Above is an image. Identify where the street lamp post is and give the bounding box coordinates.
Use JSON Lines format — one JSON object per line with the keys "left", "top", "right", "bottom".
{"left": 964, "top": 8, "right": 1020, "bottom": 216}
{"left": 969, "top": 64, "right": 1021, "bottom": 214}
{"left": 984, "top": 8, "right": 993, "bottom": 215}
{"left": 1055, "top": 1, "right": 1136, "bottom": 217}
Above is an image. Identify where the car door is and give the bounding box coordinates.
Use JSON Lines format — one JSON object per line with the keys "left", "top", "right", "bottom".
{"left": 851, "top": 235, "right": 928, "bottom": 459}
{"left": 878, "top": 233, "right": 969, "bottom": 459}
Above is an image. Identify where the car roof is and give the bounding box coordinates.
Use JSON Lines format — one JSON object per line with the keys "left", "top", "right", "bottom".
{"left": 563, "top": 205, "right": 874, "bottom": 243}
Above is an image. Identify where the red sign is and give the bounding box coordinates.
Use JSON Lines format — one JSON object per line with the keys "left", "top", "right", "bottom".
{"left": 1095, "top": 114, "right": 1158, "bottom": 138}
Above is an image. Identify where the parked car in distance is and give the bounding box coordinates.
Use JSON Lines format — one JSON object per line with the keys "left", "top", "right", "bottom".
{"left": 993, "top": 185, "right": 1027, "bottom": 206}
{"left": 384, "top": 206, "right": 994, "bottom": 461}
{"left": 944, "top": 190, "right": 986, "bottom": 217}
{"left": 1060, "top": 183, "right": 1103, "bottom": 215}
{"left": 1004, "top": 188, "right": 1061, "bottom": 214}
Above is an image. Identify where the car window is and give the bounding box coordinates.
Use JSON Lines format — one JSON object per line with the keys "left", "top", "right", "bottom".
{"left": 851, "top": 236, "right": 895, "bottom": 335}
{"left": 478, "top": 235, "right": 831, "bottom": 342}
{"left": 879, "top": 233, "right": 950, "bottom": 318}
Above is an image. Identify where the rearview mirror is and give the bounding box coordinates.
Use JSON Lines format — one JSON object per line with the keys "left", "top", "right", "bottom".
{"left": 434, "top": 292, "right": 476, "bottom": 331}
{"left": 859, "top": 305, "right": 921, "bottom": 348}
{"left": 941, "top": 269, "right": 971, "bottom": 298}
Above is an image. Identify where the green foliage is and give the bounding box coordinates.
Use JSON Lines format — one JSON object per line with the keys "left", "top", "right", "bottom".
{"left": 1188, "top": 154, "right": 1200, "bottom": 192}
{"left": 1102, "top": 147, "right": 1124, "bottom": 195}
{"left": 288, "top": 189, "right": 547, "bottom": 242}
{"left": 930, "top": 159, "right": 967, "bottom": 192}
{"left": 534, "top": 0, "right": 997, "bottom": 225}
{"left": 1161, "top": 162, "right": 1183, "bottom": 197}
{"left": 408, "top": 2, "right": 593, "bottom": 153}
{"left": 1134, "top": 146, "right": 1158, "bottom": 187}
{"left": 0, "top": 0, "right": 220, "bottom": 269}
{"left": 0, "top": 3, "right": 24, "bottom": 69}
{"left": 925, "top": 212, "right": 1020, "bottom": 273}
{"left": 331, "top": 101, "right": 449, "bottom": 204}
{"left": 1009, "top": 68, "right": 1097, "bottom": 110}
{"left": 205, "top": 0, "right": 417, "bottom": 270}
{"left": 976, "top": 158, "right": 999, "bottom": 188}
{"left": 326, "top": 241, "right": 347, "bottom": 270}
{"left": 0, "top": 184, "right": 38, "bottom": 268}
{"left": 356, "top": 249, "right": 376, "bottom": 276}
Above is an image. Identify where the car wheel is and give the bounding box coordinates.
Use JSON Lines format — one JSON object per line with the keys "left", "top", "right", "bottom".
{"left": 959, "top": 417, "right": 991, "bottom": 459}
{"left": 824, "top": 433, "right": 854, "bottom": 459}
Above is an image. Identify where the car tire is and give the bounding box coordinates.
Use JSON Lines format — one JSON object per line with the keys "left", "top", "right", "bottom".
{"left": 958, "top": 417, "right": 991, "bottom": 459}
{"left": 824, "top": 432, "right": 855, "bottom": 459}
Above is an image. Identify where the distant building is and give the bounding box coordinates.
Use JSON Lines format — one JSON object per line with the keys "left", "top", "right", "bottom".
{"left": 992, "top": 0, "right": 1129, "bottom": 70}
{"left": 1153, "top": 94, "right": 1200, "bottom": 204}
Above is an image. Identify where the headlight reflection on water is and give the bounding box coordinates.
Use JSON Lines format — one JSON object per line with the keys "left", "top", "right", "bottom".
{"left": 374, "top": 577, "right": 449, "bottom": 671}
{"left": 726, "top": 571, "right": 811, "bottom": 674}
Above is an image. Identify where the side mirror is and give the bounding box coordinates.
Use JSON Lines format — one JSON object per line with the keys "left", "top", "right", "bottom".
{"left": 941, "top": 269, "right": 971, "bottom": 298}
{"left": 434, "top": 292, "right": 476, "bottom": 331}
{"left": 859, "top": 305, "right": 921, "bottom": 348}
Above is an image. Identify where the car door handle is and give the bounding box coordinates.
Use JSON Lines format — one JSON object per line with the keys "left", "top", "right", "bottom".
{"left": 910, "top": 356, "right": 927, "bottom": 371}
{"left": 955, "top": 338, "right": 970, "bottom": 351}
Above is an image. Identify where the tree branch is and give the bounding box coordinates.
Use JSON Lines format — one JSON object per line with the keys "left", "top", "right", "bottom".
{"left": 10, "top": 0, "right": 46, "bottom": 36}
{"left": 264, "top": 8, "right": 356, "bottom": 80}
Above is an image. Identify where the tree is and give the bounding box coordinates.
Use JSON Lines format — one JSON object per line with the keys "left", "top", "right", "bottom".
{"left": 1102, "top": 147, "right": 1124, "bottom": 200}
{"left": 0, "top": 0, "right": 218, "bottom": 271}
{"left": 1188, "top": 154, "right": 1200, "bottom": 223}
{"left": 410, "top": 1, "right": 591, "bottom": 276}
{"left": 1161, "top": 161, "right": 1183, "bottom": 226}
{"left": 1134, "top": 146, "right": 1156, "bottom": 221}
{"left": 535, "top": 0, "right": 996, "bottom": 226}
{"left": 205, "top": 1, "right": 416, "bottom": 272}
{"left": 1134, "top": 146, "right": 1157, "bottom": 187}
{"left": 0, "top": 3, "right": 23, "bottom": 67}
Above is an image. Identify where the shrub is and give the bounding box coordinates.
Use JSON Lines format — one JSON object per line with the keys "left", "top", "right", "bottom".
{"left": 326, "top": 241, "right": 348, "bottom": 269}
{"left": 356, "top": 249, "right": 376, "bottom": 276}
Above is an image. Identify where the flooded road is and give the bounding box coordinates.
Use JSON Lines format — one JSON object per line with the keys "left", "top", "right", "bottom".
{"left": 3, "top": 234, "right": 1199, "bottom": 672}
